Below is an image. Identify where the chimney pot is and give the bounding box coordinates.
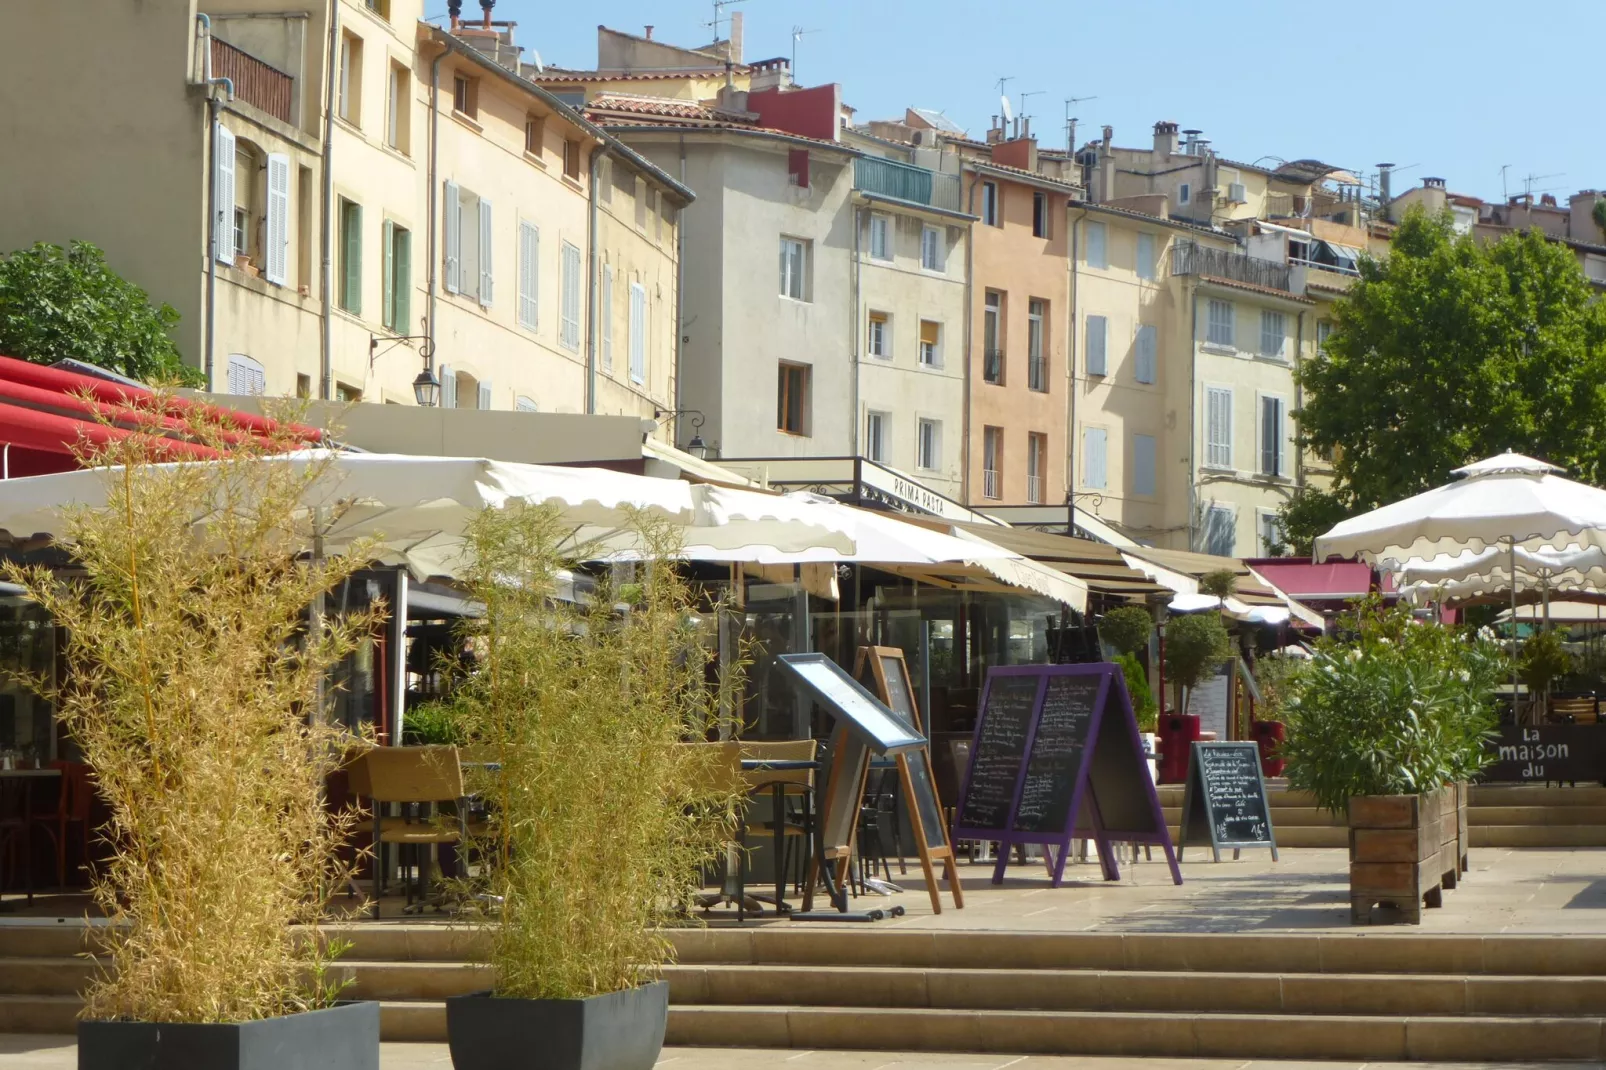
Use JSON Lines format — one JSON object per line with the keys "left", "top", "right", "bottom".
{"left": 1424, "top": 176, "right": 1445, "bottom": 189}
{"left": 480, "top": 0, "right": 493, "bottom": 29}
{"left": 447, "top": 0, "right": 461, "bottom": 29}
{"left": 644, "top": 24, "right": 653, "bottom": 39}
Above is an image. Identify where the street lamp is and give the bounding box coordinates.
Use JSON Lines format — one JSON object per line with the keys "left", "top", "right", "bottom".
{"left": 654, "top": 408, "right": 708, "bottom": 459}
{"left": 370, "top": 320, "right": 440, "bottom": 406}
{"left": 412, "top": 365, "right": 441, "bottom": 407}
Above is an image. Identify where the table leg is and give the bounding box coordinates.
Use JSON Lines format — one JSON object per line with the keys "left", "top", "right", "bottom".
{"left": 772, "top": 784, "right": 784, "bottom": 913}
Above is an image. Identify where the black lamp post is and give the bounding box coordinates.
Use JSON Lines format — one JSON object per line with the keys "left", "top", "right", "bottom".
{"left": 655, "top": 409, "right": 708, "bottom": 459}
{"left": 412, "top": 365, "right": 441, "bottom": 407}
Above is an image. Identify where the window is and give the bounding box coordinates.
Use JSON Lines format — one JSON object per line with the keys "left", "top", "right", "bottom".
{"left": 1032, "top": 191, "right": 1050, "bottom": 239}
{"left": 226, "top": 354, "right": 266, "bottom": 396}
{"left": 213, "top": 125, "right": 236, "bottom": 264}
{"left": 1085, "top": 314, "right": 1107, "bottom": 376}
{"left": 297, "top": 164, "right": 313, "bottom": 288}
{"left": 779, "top": 236, "right": 809, "bottom": 301}
{"left": 1206, "top": 298, "right": 1235, "bottom": 347}
{"left": 1205, "top": 386, "right": 1233, "bottom": 468}
{"left": 1260, "top": 395, "right": 1286, "bottom": 477}
{"left": 1027, "top": 298, "right": 1047, "bottom": 391}
{"left": 296, "top": 373, "right": 311, "bottom": 399}
{"left": 1317, "top": 319, "right": 1333, "bottom": 353}
{"left": 613, "top": 165, "right": 635, "bottom": 206}
{"left": 865, "top": 411, "right": 888, "bottom": 462}
{"left": 597, "top": 157, "right": 611, "bottom": 201}
{"left": 921, "top": 225, "right": 945, "bottom": 271}
{"left": 233, "top": 208, "right": 248, "bottom": 260}
{"left": 919, "top": 319, "right": 941, "bottom": 368}
{"left": 917, "top": 418, "right": 941, "bottom": 471}
{"left": 778, "top": 362, "right": 810, "bottom": 435}
{"left": 441, "top": 180, "right": 492, "bottom": 306}
{"left": 559, "top": 241, "right": 581, "bottom": 350}
{"left": 337, "top": 382, "right": 364, "bottom": 404}
{"left": 1026, "top": 432, "right": 1047, "bottom": 504}
{"left": 983, "top": 291, "right": 1003, "bottom": 383}
{"left": 338, "top": 197, "right": 361, "bottom": 314}
{"left": 1085, "top": 221, "right": 1107, "bottom": 269}
{"left": 524, "top": 114, "right": 543, "bottom": 157}
{"left": 1203, "top": 504, "right": 1236, "bottom": 557}
{"left": 516, "top": 395, "right": 539, "bottom": 412}
{"left": 1132, "top": 433, "right": 1156, "bottom": 496}
{"left": 1134, "top": 324, "right": 1157, "bottom": 384}
{"left": 517, "top": 221, "right": 539, "bottom": 330}
{"left": 981, "top": 181, "right": 999, "bottom": 226}
{"left": 1259, "top": 511, "right": 1281, "bottom": 556}
{"left": 599, "top": 264, "right": 613, "bottom": 371}
{"left": 982, "top": 426, "right": 1003, "bottom": 499}
{"left": 1136, "top": 232, "right": 1156, "bottom": 280}
{"left": 867, "top": 311, "right": 889, "bottom": 359}
{"left": 562, "top": 140, "right": 582, "bottom": 181}
{"left": 380, "top": 219, "right": 411, "bottom": 332}
{"left": 1178, "top": 182, "right": 1192, "bottom": 206}
{"left": 452, "top": 73, "right": 475, "bottom": 118}
{"left": 1083, "top": 427, "right": 1107, "bottom": 490}
{"left": 1260, "top": 310, "right": 1286, "bottom": 360}
{"left": 386, "top": 63, "right": 409, "bottom": 152}
{"left": 788, "top": 148, "right": 810, "bottom": 188}
{"left": 339, "top": 33, "right": 362, "bottom": 124}
{"left": 629, "top": 282, "right": 647, "bottom": 384}
{"left": 868, "top": 212, "right": 892, "bottom": 261}
{"left": 549, "top": 89, "right": 585, "bottom": 108}
{"left": 364, "top": 0, "right": 390, "bottom": 19}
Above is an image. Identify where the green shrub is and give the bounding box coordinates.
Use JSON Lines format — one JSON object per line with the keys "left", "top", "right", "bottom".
{"left": 1519, "top": 629, "right": 1573, "bottom": 693}
{"left": 1098, "top": 605, "right": 1153, "bottom": 657}
{"left": 1164, "top": 612, "right": 1232, "bottom": 715}
{"left": 1115, "top": 652, "right": 1158, "bottom": 732}
{"left": 1200, "top": 569, "right": 1238, "bottom": 599}
{"left": 400, "top": 699, "right": 465, "bottom": 746}
{"left": 1279, "top": 599, "right": 1502, "bottom": 815}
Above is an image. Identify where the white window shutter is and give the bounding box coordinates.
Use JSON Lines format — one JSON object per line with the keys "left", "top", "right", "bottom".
{"left": 518, "top": 222, "right": 538, "bottom": 329}
{"left": 1135, "top": 324, "right": 1157, "bottom": 384}
{"left": 1084, "top": 427, "right": 1107, "bottom": 489}
{"left": 264, "top": 153, "right": 289, "bottom": 285}
{"left": 214, "top": 125, "right": 236, "bottom": 264}
{"left": 443, "top": 180, "right": 461, "bottom": 294}
{"left": 629, "top": 282, "right": 646, "bottom": 384}
{"left": 601, "top": 265, "right": 613, "bottom": 372}
{"left": 1086, "top": 315, "right": 1107, "bottom": 376}
{"left": 478, "top": 198, "right": 494, "bottom": 307}
{"left": 439, "top": 364, "right": 456, "bottom": 409}
{"left": 478, "top": 379, "right": 493, "bottom": 410}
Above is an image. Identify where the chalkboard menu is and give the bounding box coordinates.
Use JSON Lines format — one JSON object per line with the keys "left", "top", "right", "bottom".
{"left": 1178, "top": 742, "right": 1277, "bottom": 861}
{"left": 957, "top": 674, "right": 1041, "bottom": 830}
{"left": 1482, "top": 725, "right": 1605, "bottom": 785}
{"left": 1013, "top": 674, "right": 1101, "bottom": 834}
{"left": 879, "top": 653, "right": 920, "bottom": 732}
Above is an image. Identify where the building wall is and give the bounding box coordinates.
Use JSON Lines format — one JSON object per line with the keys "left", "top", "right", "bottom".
{"left": 967, "top": 171, "right": 1070, "bottom": 508}
{"left": 593, "top": 154, "right": 680, "bottom": 425}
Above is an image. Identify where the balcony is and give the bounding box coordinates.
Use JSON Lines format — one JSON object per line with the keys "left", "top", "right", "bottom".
{"left": 983, "top": 468, "right": 1000, "bottom": 500}
{"left": 1026, "top": 472, "right": 1044, "bottom": 505}
{"left": 212, "top": 38, "right": 293, "bottom": 125}
{"left": 1027, "top": 354, "right": 1046, "bottom": 392}
{"left": 1172, "top": 242, "right": 1293, "bottom": 293}
{"left": 854, "top": 157, "right": 962, "bottom": 213}
{"left": 983, "top": 348, "right": 1005, "bottom": 385}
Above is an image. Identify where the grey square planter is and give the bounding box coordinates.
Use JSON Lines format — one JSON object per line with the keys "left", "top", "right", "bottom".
{"left": 446, "top": 981, "right": 669, "bottom": 1070}
{"left": 78, "top": 1000, "right": 379, "bottom": 1070}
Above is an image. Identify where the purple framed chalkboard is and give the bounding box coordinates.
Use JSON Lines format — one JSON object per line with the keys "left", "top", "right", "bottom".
{"left": 953, "top": 662, "right": 1181, "bottom": 887}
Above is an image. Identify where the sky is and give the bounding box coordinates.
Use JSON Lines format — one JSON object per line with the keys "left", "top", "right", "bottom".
{"left": 477, "top": 0, "right": 1599, "bottom": 206}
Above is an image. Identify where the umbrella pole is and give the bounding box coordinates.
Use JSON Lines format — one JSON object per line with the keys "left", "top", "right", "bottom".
{"left": 1510, "top": 538, "right": 1521, "bottom": 725}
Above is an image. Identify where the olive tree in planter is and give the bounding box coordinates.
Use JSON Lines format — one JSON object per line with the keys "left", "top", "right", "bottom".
{"left": 442, "top": 504, "right": 742, "bottom": 1070}
{"left": 1279, "top": 599, "right": 1502, "bottom": 922}
{"left": 1163, "top": 611, "right": 1232, "bottom": 717}
{"left": 5, "top": 408, "right": 381, "bottom": 1069}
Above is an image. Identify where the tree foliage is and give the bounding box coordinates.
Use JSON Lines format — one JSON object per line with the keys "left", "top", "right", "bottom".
{"left": 1285, "top": 210, "right": 1606, "bottom": 555}
{"left": 1097, "top": 605, "right": 1153, "bottom": 656}
{"left": 0, "top": 241, "right": 199, "bottom": 385}
{"left": 1164, "top": 612, "right": 1232, "bottom": 716}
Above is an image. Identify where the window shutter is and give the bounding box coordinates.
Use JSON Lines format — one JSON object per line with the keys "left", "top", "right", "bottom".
{"left": 478, "top": 198, "right": 493, "bottom": 306}
{"left": 1261, "top": 396, "right": 1283, "bottom": 476}
{"left": 214, "top": 124, "right": 236, "bottom": 263}
{"left": 1086, "top": 221, "right": 1107, "bottom": 269}
{"left": 600, "top": 264, "right": 613, "bottom": 371}
{"left": 1086, "top": 315, "right": 1107, "bottom": 376}
{"left": 1133, "top": 433, "right": 1156, "bottom": 496}
{"left": 394, "top": 226, "right": 411, "bottom": 335}
{"left": 439, "top": 364, "right": 456, "bottom": 409}
{"left": 442, "top": 180, "right": 461, "bottom": 293}
{"left": 265, "top": 153, "right": 289, "bottom": 284}
{"left": 381, "top": 220, "right": 395, "bottom": 329}
{"left": 478, "top": 379, "right": 493, "bottom": 410}
{"left": 518, "top": 222, "right": 539, "bottom": 329}
{"left": 1135, "top": 324, "right": 1157, "bottom": 384}
{"left": 629, "top": 282, "right": 646, "bottom": 384}
{"left": 1136, "top": 232, "right": 1155, "bottom": 280}
{"left": 1084, "top": 427, "right": 1107, "bottom": 489}
{"left": 343, "top": 202, "right": 362, "bottom": 315}
{"left": 1207, "top": 387, "right": 1233, "bottom": 468}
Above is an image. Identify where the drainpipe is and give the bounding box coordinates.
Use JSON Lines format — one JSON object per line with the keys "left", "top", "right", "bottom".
{"left": 426, "top": 44, "right": 444, "bottom": 388}
{"left": 1293, "top": 309, "right": 1306, "bottom": 490}
{"left": 585, "top": 146, "right": 601, "bottom": 414}
{"left": 674, "top": 135, "right": 687, "bottom": 425}
{"left": 963, "top": 170, "right": 982, "bottom": 502}
{"left": 197, "top": 14, "right": 233, "bottom": 392}
{"left": 1068, "top": 204, "right": 1088, "bottom": 533}
{"left": 850, "top": 205, "right": 861, "bottom": 456}
{"left": 1187, "top": 279, "right": 1200, "bottom": 550}
{"left": 319, "top": 0, "right": 340, "bottom": 401}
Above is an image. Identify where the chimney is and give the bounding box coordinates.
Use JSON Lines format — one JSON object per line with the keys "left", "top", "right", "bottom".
{"left": 1376, "top": 162, "right": 1394, "bottom": 207}
{"left": 447, "top": 0, "right": 461, "bottom": 30}
{"left": 1424, "top": 176, "right": 1446, "bottom": 189}
{"left": 1181, "top": 128, "right": 1202, "bottom": 155}
{"left": 1101, "top": 125, "right": 1113, "bottom": 153}
{"left": 644, "top": 25, "right": 653, "bottom": 39}
{"left": 480, "top": 0, "right": 493, "bottom": 29}
{"left": 728, "top": 10, "right": 744, "bottom": 64}
{"left": 1152, "top": 120, "right": 1179, "bottom": 157}
{"left": 1569, "top": 190, "right": 1603, "bottom": 241}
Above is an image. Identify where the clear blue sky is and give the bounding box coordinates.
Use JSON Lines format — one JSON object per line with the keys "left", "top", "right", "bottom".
{"left": 478, "top": 0, "right": 1597, "bottom": 206}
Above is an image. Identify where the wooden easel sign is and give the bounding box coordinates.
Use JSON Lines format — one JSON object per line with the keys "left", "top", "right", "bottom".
{"left": 953, "top": 662, "right": 1181, "bottom": 887}
{"left": 854, "top": 646, "right": 964, "bottom": 914}
{"left": 1177, "top": 741, "right": 1278, "bottom": 862}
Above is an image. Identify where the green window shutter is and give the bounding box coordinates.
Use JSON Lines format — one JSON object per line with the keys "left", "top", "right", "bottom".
{"left": 395, "top": 227, "right": 411, "bottom": 336}
{"left": 342, "top": 201, "right": 362, "bottom": 314}
{"left": 381, "top": 219, "right": 394, "bottom": 329}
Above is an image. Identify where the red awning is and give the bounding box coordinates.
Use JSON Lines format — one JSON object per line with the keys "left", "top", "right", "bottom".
{"left": 1250, "top": 560, "right": 1387, "bottom": 600}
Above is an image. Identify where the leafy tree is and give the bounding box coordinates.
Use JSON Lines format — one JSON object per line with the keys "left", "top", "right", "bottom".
{"left": 0, "top": 241, "right": 199, "bottom": 385}
{"left": 1164, "top": 612, "right": 1232, "bottom": 717}
{"left": 1114, "top": 651, "right": 1158, "bottom": 732}
{"left": 1097, "top": 605, "right": 1153, "bottom": 656}
{"left": 1286, "top": 209, "right": 1606, "bottom": 555}
{"left": 1199, "top": 569, "right": 1238, "bottom": 599}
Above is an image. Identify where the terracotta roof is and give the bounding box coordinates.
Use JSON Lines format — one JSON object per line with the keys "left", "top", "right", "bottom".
{"left": 588, "top": 94, "right": 719, "bottom": 120}
{"left": 596, "top": 117, "right": 854, "bottom": 152}
{"left": 534, "top": 68, "right": 735, "bottom": 83}
{"left": 1080, "top": 201, "right": 1232, "bottom": 238}
{"left": 1198, "top": 274, "right": 1315, "bottom": 303}
{"left": 966, "top": 158, "right": 1080, "bottom": 194}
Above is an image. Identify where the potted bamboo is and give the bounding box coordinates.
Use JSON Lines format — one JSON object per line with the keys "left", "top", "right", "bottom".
{"left": 6, "top": 411, "right": 381, "bottom": 1068}
{"left": 1279, "top": 599, "right": 1501, "bottom": 923}
{"left": 442, "top": 505, "right": 742, "bottom": 1070}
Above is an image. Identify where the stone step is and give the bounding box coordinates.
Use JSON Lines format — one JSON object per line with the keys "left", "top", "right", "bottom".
{"left": 0, "top": 995, "right": 80, "bottom": 1035}
{"left": 1156, "top": 783, "right": 1606, "bottom": 809}
{"left": 1160, "top": 807, "right": 1342, "bottom": 827}
{"left": 1163, "top": 825, "right": 1348, "bottom": 848}
{"left": 1470, "top": 825, "right": 1606, "bottom": 847}
{"left": 1471, "top": 805, "right": 1606, "bottom": 825}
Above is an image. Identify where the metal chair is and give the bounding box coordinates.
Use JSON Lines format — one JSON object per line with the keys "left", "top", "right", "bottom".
{"left": 351, "top": 745, "right": 483, "bottom": 918}
{"left": 739, "top": 739, "right": 817, "bottom": 896}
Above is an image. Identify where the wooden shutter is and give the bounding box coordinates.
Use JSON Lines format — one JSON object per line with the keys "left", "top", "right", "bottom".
{"left": 1207, "top": 387, "right": 1233, "bottom": 467}
{"left": 442, "top": 180, "right": 460, "bottom": 293}
{"left": 342, "top": 202, "right": 362, "bottom": 314}
{"left": 1261, "top": 396, "right": 1283, "bottom": 476}
{"left": 518, "top": 222, "right": 538, "bottom": 329}
{"left": 1084, "top": 427, "right": 1107, "bottom": 489}
{"left": 439, "top": 364, "right": 456, "bottom": 409}
{"left": 629, "top": 282, "right": 646, "bottom": 384}
{"left": 265, "top": 152, "right": 289, "bottom": 284}
{"left": 394, "top": 226, "right": 411, "bottom": 335}
{"left": 1135, "top": 324, "right": 1157, "bottom": 384}
{"left": 214, "top": 124, "right": 236, "bottom": 263}
{"left": 1133, "top": 433, "right": 1156, "bottom": 495}
{"left": 381, "top": 220, "right": 395, "bottom": 329}
{"left": 1086, "top": 315, "right": 1107, "bottom": 375}
{"left": 477, "top": 198, "right": 493, "bottom": 307}
{"left": 478, "top": 379, "right": 493, "bottom": 410}
{"left": 600, "top": 264, "right": 613, "bottom": 371}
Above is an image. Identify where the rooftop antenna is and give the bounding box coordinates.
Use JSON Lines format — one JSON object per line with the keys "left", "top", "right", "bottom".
{"left": 1064, "top": 95, "right": 1097, "bottom": 152}
{"left": 1523, "top": 172, "right": 1564, "bottom": 198}
{"left": 706, "top": 0, "right": 746, "bottom": 40}
{"left": 1017, "top": 89, "right": 1043, "bottom": 138}
{"left": 790, "top": 25, "right": 819, "bottom": 76}
{"left": 996, "top": 77, "right": 1014, "bottom": 137}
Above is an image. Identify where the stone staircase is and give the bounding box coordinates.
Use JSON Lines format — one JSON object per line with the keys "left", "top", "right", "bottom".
{"left": 7, "top": 924, "right": 1606, "bottom": 1060}
{"left": 1158, "top": 782, "right": 1606, "bottom": 848}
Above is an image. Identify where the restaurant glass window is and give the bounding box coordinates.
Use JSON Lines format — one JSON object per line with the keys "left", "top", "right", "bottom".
{"left": 0, "top": 595, "right": 56, "bottom": 764}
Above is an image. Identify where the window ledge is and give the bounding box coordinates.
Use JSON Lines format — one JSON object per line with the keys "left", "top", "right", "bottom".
{"left": 778, "top": 429, "right": 811, "bottom": 438}
{"left": 333, "top": 115, "right": 366, "bottom": 140}
{"left": 524, "top": 151, "right": 547, "bottom": 169}
{"left": 1200, "top": 463, "right": 1238, "bottom": 475}
{"left": 918, "top": 362, "right": 944, "bottom": 371}
{"left": 1200, "top": 342, "right": 1237, "bottom": 355}
{"left": 779, "top": 295, "right": 812, "bottom": 306}
{"left": 450, "top": 110, "right": 483, "bottom": 134}
{"left": 379, "top": 143, "right": 414, "bottom": 167}
{"left": 561, "top": 173, "right": 585, "bottom": 192}
{"left": 1253, "top": 354, "right": 1292, "bottom": 366}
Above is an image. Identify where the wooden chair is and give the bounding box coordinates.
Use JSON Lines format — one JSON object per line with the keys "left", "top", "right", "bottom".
{"left": 1550, "top": 696, "right": 1598, "bottom": 725}
{"left": 740, "top": 739, "right": 817, "bottom": 893}
{"left": 352, "top": 745, "right": 484, "bottom": 917}
{"left": 29, "top": 762, "right": 92, "bottom": 889}
{"left": 683, "top": 741, "right": 754, "bottom": 916}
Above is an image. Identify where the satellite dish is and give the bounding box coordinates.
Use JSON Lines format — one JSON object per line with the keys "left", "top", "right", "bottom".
{"left": 529, "top": 48, "right": 545, "bottom": 74}
{"left": 1000, "top": 95, "right": 1014, "bottom": 123}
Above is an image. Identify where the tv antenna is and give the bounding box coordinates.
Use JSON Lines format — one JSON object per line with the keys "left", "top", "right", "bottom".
{"left": 1017, "top": 90, "right": 1043, "bottom": 136}
{"left": 1523, "top": 171, "right": 1564, "bottom": 198}
{"left": 706, "top": 0, "right": 747, "bottom": 39}
{"left": 790, "top": 25, "right": 820, "bottom": 75}
{"left": 1064, "top": 94, "right": 1097, "bottom": 152}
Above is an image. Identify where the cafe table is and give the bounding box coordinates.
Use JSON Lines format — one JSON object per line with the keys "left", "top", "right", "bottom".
{"left": 739, "top": 758, "right": 820, "bottom": 921}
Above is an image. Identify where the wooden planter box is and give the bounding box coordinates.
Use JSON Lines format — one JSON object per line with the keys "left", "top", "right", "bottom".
{"left": 1348, "top": 788, "right": 1455, "bottom": 924}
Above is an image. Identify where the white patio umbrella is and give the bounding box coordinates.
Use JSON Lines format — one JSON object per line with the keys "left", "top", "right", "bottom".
{"left": 0, "top": 451, "right": 860, "bottom": 578}
{"left": 1395, "top": 545, "right": 1606, "bottom": 619}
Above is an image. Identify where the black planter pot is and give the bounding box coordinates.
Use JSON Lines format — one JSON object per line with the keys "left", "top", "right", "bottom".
{"left": 78, "top": 1000, "right": 379, "bottom": 1070}
{"left": 446, "top": 980, "right": 669, "bottom": 1070}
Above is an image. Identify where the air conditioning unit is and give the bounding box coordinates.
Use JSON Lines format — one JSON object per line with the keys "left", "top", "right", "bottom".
{"left": 1228, "top": 182, "right": 1248, "bottom": 204}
